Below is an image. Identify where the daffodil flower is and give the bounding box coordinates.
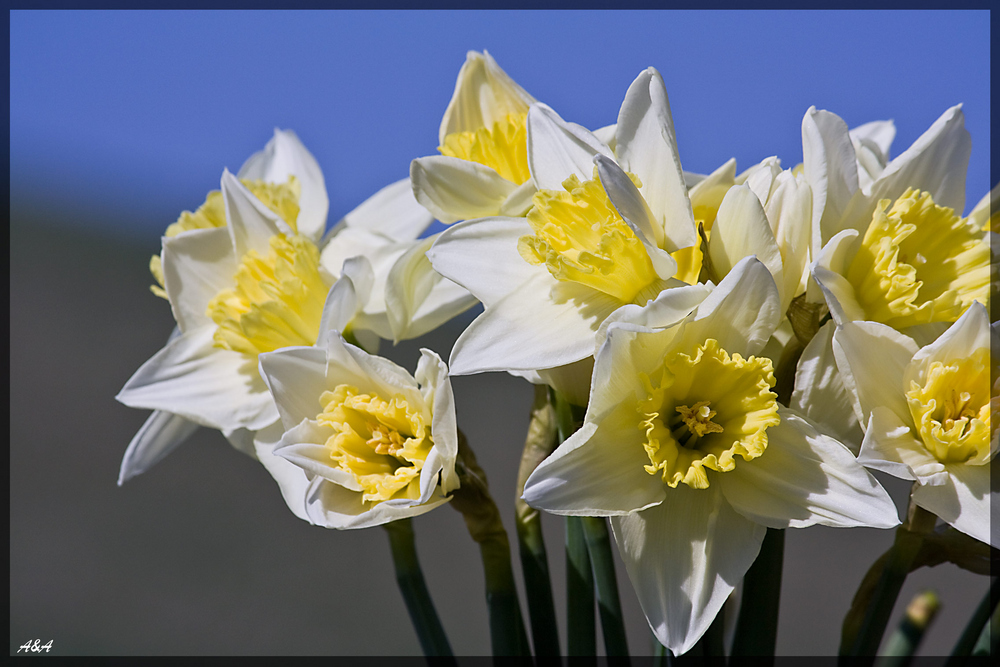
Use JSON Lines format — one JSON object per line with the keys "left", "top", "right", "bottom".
{"left": 522, "top": 257, "right": 899, "bottom": 655}
{"left": 832, "top": 302, "right": 997, "bottom": 547}
{"left": 149, "top": 129, "right": 328, "bottom": 299}
{"left": 117, "top": 171, "right": 383, "bottom": 477}
{"left": 123, "top": 131, "right": 330, "bottom": 483}
{"left": 805, "top": 106, "right": 989, "bottom": 335}
{"left": 256, "top": 330, "right": 459, "bottom": 528}
{"left": 410, "top": 50, "right": 538, "bottom": 224}
{"left": 427, "top": 68, "right": 705, "bottom": 388}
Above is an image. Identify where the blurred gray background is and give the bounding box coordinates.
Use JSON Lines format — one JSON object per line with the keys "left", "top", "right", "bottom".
{"left": 9, "top": 211, "right": 988, "bottom": 656}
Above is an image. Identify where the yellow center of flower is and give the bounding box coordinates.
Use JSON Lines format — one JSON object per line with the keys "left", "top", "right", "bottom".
{"left": 638, "top": 338, "right": 780, "bottom": 489}
{"left": 318, "top": 384, "right": 432, "bottom": 504}
{"left": 206, "top": 233, "right": 329, "bottom": 356}
{"left": 845, "top": 189, "right": 989, "bottom": 329}
{"left": 517, "top": 171, "right": 662, "bottom": 304}
{"left": 439, "top": 112, "right": 530, "bottom": 185}
{"left": 906, "top": 349, "right": 991, "bottom": 464}
{"left": 150, "top": 176, "right": 302, "bottom": 298}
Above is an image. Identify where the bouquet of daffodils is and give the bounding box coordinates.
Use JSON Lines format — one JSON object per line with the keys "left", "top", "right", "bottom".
{"left": 117, "top": 51, "right": 997, "bottom": 659}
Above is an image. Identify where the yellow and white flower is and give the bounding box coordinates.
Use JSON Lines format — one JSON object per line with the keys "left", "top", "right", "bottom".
{"left": 522, "top": 257, "right": 899, "bottom": 654}
{"left": 426, "top": 68, "right": 701, "bottom": 387}
{"left": 257, "top": 331, "right": 459, "bottom": 528}
{"left": 410, "top": 50, "right": 538, "bottom": 224}
{"left": 805, "top": 106, "right": 989, "bottom": 336}
{"left": 117, "top": 171, "right": 382, "bottom": 477}
{"left": 832, "top": 302, "right": 997, "bottom": 547}
{"left": 122, "top": 131, "right": 330, "bottom": 483}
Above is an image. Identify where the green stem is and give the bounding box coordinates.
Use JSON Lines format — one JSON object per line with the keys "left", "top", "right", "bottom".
{"left": 581, "top": 515, "right": 629, "bottom": 656}
{"left": 731, "top": 527, "right": 785, "bottom": 657}
{"left": 566, "top": 514, "right": 596, "bottom": 656}
{"left": 653, "top": 633, "right": 671, "bottom": 666}
{"left": 450, "top": 431, "right": 530, "bottom": 656}
{"left": 972, "top": 589, "right": 999, "bottom": 656}
{"left": 383, "top": 518, "right": 455, "bottom": 659}
{"left": 848, "top": 505, "right": 937, "bottom": 660}
{"left": 875, "top": 590, "right": 940, "bottom": 667}
{"left": 515, "top": 385, "right": 561, "bottom": 657}
{"left": 553, "top": 390, "right": 596, "bottom": 657}
{"left": 947, "top": 578, "right": 999, "bottom": 663}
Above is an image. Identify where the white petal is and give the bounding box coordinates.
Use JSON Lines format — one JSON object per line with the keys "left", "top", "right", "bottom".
{"left": 743, "top": 157, "right": 782, "bottom": 205}
{"left": 765, "top": 171, "right": 813, "bottom": 308}
{"left": 497, "top": 179, "right": 538, "bottom": 217}
{"left": 425, "top": 215, "right": 536, "bottom": 308}
{"left": 790, "top": 321, "right": 863, "bottom": 450}
{"left": 596, "top": 153, "right": 665, "bottom": 249}
{"left": 221, "top": 169, "right": 288, "bottom": 259}
{"left": 401, "top": 277, "right": 477, "bottom": 342}
{"left": 117, "top": 410, "right": 200, "bottom": 485}
{"left": 850, "top": 120, "right": 896, "bottom": 191}
{"left": 592, "top": 123, "right": 617, "bottom": 148}
{"left": 534, "top": 357, "right": 595, "bottom": 408}
{"left": 417, "top": 348, "right": 459, "bottom": 497}
{"left": 319, "top": 227, "right": 400, "bottom": 280}
{"left": 611, "top": 485, "right": 766, "bottom": 656}
{"left": 591, "top": 322, "right": 679, "bottom": 422}
{"left": 832, "top": 321, "right": 917, "bottom": 427}
{"left": 448, "top": 272, "right": 619, "bottom": 375}
{"left": 384, "top": 235, "right": 473, "bottom": 343}
{"left": 305, "top": 477, "right": 451, "bottom": 530}
{"left": 682, "top": 256, "right": 781, "bottom": 357}
{"left": 688, "top": 158, "right": 737, "bottom": 215}
{"left": 325, "top": 331, "right": 423, "bottom": 408}
{"left": 527, "top": 102, "right": 613, "bottom": 191}
{"left": 857, "top": 407, "right": 947, "bottom": 485}
{"left": 336, "top": 177, "right": 433, "bottom": 242}
{"left": 614, "top": 68, "right": 697, "bottom": 252}
{"left": 315, "top": 271, "right": 359, "bottom": 343}
{"left": 161, "top": 226, "right": 237, "bottom": 333}
{"left": 523, "top": 405, "right": 666, "bottom": 515}
{"left": 410, "top": 155, "right": 516, "bottom": 224}
{"left": 257, "top": 345, "right": 327, "bottom": 429}
{"left": 719, "top": 408, "right": 899, "bottom": 529}
{"left": 439, "top": 50, "right": 535, "bottom": 142}
{"left": 801, "top": 107, "right": 860, "bottom": 249}
{"left": 866, "top": 105, "right": 971, "bottom": 217}
{"left": 595, "top": 281, "right": 711, "bottom": 352}
{"left": 253, "top": 420, "right": 313, "bottom": 523}
{"left": 914, "top": 462, "right": 995, "bottom": 547}
{"left": 849, "top": 119, "right": 896, "bottom": 160}
{"left": 273, "top": 420, "right": 361, "bottom": 489}
{"left": 707, "top": 184, "right": 784, "bottom": 307}
{"left": 237, "top": 129, "right": 329, "bottom": 242}
{"left": 905, "top": 302, "right": 991, "bottom": 388}
{"left": 116, "top": 326, "right": 277, "bottom": 432}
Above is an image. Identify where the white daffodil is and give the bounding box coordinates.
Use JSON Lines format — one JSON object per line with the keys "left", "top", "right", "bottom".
{"left": 832, "top": 302, "right": 997, "bottom": 547}
{"left": 148, "top": 129, "right": 328, "bottom": 299}
{"left": 256, "top": 330, "right": 459, "bottom": 528}
{"left": 117, "top": 171, "right": 383, "bottom": 476}
{"left": 123, "top": 131, "right": 329, "bottom": 483}
{"left": 522, "top": 257, "right": 899, "bottom": 655}
{"left": 410, "top": 50, "right": 538, "bottom": 224}
{"left": 805, "top": 106, "right": 989, "bottom": 335}
{"left": 426, "top": 68, "right": 702, "bottom": 389}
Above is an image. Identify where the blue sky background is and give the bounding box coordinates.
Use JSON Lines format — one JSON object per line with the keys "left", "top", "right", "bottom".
{"left": 10, "top": 10, "right": 991, "bottom": 241}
